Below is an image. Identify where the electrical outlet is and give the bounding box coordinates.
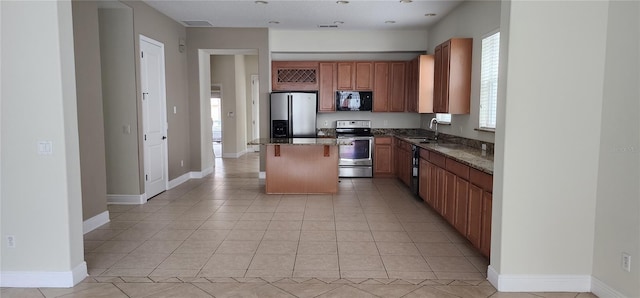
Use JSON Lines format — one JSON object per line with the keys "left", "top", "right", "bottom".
{"left": 7, "top": 235, "right": 15, "bottom": 248}
{"left": 180, "top": 160, "right": 184, "bottom": 167}
{"left": 622, "top": 253, "right": 631, "bottom": 272}
{"left": 384, "top": 120, "right": 388, "bottom": 127}
{"left": 324, "top": 121, "right": 329, "bottom": 127}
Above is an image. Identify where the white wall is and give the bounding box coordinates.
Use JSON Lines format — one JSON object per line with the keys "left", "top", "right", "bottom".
{"left": 1, "top": 0, "right": 86, "bottom": 287}
{"left": 270, "top": 29, "right": 428, "bottom": 53}
{"left": 491, "top": 0, "right": 608, "bottom": 292}
{"left": 71, "top": 0, "right": 108, "bottom": 221}
{"left": 245, "top": 55, "right": 259, "bottom": 143}
{"left": 234, "top": 55, "right": 248, "bottom": 155}
{"left": 98, "top": 6, "right": 140, "bottom": 195}
{"left": 423, "top": 0, "right": 500, "bottom": 144}
{"left": 591, "top": 1, "right": 640, "bottom": 297}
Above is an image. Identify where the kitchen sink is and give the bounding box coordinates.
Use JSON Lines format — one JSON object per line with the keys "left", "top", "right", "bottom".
{"left": 405, "top": 137, "right": 435, "bottom": 143}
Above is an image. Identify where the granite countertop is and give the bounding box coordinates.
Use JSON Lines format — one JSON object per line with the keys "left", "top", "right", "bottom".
{"left": 393, "top": 135, "right": 494, "bottom": 174}
{"left": 414, "top": 140, "right": 494, "bottom": 174}
{"left": 248, "top": 138, "right": 350, "bottom": 146}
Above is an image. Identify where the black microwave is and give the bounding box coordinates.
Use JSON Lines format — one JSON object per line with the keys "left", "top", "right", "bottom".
{"left": 336, "top": 91, "right": 373, "bottom": 111}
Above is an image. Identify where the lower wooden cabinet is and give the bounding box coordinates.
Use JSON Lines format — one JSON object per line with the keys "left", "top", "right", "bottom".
{"left": 394, "top": 138, "right": 412, "bottom": 187}
{"left": 467, "top": 183, "right": 483, "bottom": 248}
{"left": 480, "top": 192, "right": 492, "bottom": 257}
{"left": 265, "top": 144, "right": 338, "bottom": 194}
{"left": 435, "top": 166, "right": 446, "bottom": 214}
{"left": 415, "top": 144, "right": 493, "bottom": 259}
{"left": 373, "top": 137, "right": 394, "bottom": 177}
{"left": 443, "top": 170, "right": 456, "bottom": 224}
{"left": 453, "top": 178, "right": 469, "bottom": 235}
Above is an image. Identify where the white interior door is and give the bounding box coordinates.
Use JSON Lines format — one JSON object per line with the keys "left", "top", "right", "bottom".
{"left": 251, "top": 75, "right": 260, "bottom": 152}
{"left": 140, "top": 36, "right": 168, "bottom": 199}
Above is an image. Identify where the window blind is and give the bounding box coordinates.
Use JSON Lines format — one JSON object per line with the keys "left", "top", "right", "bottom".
{"left": 479, "top": 31, "right": 500, "bottom": 129}
{"left": 436, "top": 113, "right": 451, "bottom": 124}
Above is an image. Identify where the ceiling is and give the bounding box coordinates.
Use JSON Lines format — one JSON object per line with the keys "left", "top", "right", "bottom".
{"left": 143, "top": 0, "right": 465, "bottom": 31}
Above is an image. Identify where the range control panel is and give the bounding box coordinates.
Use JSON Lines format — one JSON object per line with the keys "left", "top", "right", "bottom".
{"left": 336, "top": 120, "right": 371, "bottom": 129}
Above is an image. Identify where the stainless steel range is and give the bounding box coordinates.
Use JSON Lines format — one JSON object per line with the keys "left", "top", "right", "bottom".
{"left": 335, "top": 120, "right": 373, "bottom": 178}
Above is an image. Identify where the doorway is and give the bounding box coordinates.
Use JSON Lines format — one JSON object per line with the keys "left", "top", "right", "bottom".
{"left": 211, "top": 85, "right": 222, "bottom": 159}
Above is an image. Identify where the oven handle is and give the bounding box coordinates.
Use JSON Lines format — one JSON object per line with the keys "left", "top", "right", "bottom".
{"left": 337, "top": 136, "right": 374, "bottom": 141}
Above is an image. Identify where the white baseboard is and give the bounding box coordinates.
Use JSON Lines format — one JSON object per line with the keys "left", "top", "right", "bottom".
{"left": 487, "top": 265, "right": 499, "bottom": 288}
{"left": 591, "top": 276, "right": 628, "bottom": 298}
{"left": 190, "top": 167, "right": 213, "bottom": 179}
{"left": 259, "top": 171, "right": 266, "bottom": 179}
{"left": 0, "top": 261, "right": 87, "bottom": 288}
{"left": 199, "top": 166, "right": 214, "bottom": 177}
{"left": 487, "top": 265, "right": 591, "bottom": 292}
{"left": 107, "top": 193, "right": 147, "bottom": 205}
{"left": 168, "top": 172, "right": 191, "bottom": 189}
{"left": 83, "top": 211, "right": 109, "bottom": 234}
{"left": 222, "top": 149, "right": 248, "bottom": 159}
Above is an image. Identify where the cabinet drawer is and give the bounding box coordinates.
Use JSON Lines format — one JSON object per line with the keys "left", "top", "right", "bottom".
{"left": 446, "top": 158, "right": 469, "bottom": 180}
{"left": 470, "top": 168, "right": 493, "bottom": 192}
{"left": 419, "top": 148, "right": 429, "bottom": 160}
{"left": 375, "top": 137, "right": 392, "bottom": 144}
{"left": 428, "top": 151, "right": 446, "bottom": 168}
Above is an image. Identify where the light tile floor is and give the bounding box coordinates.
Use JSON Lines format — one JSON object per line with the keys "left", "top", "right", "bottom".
{"left": 1, "top": 153, "right": 597, "bottom": 297}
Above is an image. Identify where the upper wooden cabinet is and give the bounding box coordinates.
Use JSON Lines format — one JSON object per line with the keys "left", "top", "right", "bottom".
{"left": 433, "top": 38, "right": 472, "bottom": 114}
{"left": 389, "top": 62, "right": 407, "bottom": 112}
{"left": 318, "top": 62, "right": 337, "bottom": 112}
{"left": 405, "top": 59, "right": 418, "bottom": 113}
{"left": 373, "top": 62, "right": 390, "bottom": 112}
{"left": 406, "top": 55, "right": 435, "bottom": 113}
{"left": 355, "top": 62, "right": 374, "bottom": 90}
{"left": 272, "top": 61, "right": 319, "bottom": 91}
{"left": 373, "top": 61, "right": 406, "bottom": 112}
{"left": 337, "top": 62, "right": 374, "bottom": 91}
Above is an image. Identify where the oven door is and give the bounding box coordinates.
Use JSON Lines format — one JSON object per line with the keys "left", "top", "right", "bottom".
{"left": 337, "top": 136, "right": 373, "bottom": 166}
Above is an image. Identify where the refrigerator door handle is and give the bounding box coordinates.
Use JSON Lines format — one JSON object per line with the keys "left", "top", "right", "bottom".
{"left": 288, "top": 94, "right": 293, "bottom": 138}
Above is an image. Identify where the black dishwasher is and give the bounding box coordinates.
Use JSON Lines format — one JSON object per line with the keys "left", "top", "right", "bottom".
{"left": 410, "top": 145, "right": 420, "bottom": 196}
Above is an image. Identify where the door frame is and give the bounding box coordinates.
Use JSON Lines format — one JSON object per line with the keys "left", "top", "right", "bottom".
{"left": 251, "top": 74, "right": 260, "bottom": 152}
{"left": 140, "top": 34, "right": 169, "bottom": 197}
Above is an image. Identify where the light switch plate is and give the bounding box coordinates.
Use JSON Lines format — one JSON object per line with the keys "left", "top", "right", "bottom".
{"left": 37, "top": 141, "right": 53, "bottom": 155}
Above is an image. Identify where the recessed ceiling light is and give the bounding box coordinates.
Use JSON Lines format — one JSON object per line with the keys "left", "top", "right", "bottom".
{"left": 268, "top": 21, "right": 280, "bottom": 24}
{"left": 385, "top": 20, "right": 396, "bottom": 24}
{"left": 334, "top": 21, "right": 344, "bottom": 24}
{"left": 424, "top": 13, "right": 437, "bottom": 17}
{"left": 255, "top": 0, "right": 268, "bottom": 4}
{"left": 400, "top": 0, "right": 413, "bottom": 3}
{"left": 336, "top": 1, "right": 349, "bottom": 4}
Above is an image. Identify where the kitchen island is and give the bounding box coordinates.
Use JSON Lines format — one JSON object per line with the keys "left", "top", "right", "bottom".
{"left": 249, "top": 138, "right": 347, "bottom": 194}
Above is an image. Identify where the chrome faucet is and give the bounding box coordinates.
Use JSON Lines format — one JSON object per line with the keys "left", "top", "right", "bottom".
{"left": 429, "top": 118, "right": 439, "bottom": 141}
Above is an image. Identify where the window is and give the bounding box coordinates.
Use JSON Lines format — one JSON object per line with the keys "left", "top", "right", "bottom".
{"left": 479, "top": 31, "right": 500, "bottom": 129}
{"left": 435, "top": 113, "right": 451, "bottom": 124}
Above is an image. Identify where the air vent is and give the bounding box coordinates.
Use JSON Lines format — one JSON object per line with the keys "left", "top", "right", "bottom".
{"left": 182, "top": 20, "right": 213, "bottom": 27}
{"left": 318, "top": 24, "right": 339, "bottom": 28}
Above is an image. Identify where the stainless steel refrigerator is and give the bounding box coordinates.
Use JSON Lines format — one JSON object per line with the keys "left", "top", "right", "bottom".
{"left": 270, "top": 92, "right": 317, "bottom": 138}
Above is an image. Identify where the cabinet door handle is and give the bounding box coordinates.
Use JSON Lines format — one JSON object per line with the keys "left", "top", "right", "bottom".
{"left": 324, "top": 145, "right": 330, "bottom": 157}
{"left": 275, "top": 145, "right": 280, "bottom": 157}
